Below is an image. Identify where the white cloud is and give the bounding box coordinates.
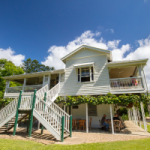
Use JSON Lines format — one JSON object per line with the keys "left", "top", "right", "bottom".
{"left": 110, "top": 29, "right": 114, "bottom": 33}
{"left": 0, "top": 47, "right": 25, "bottom": 66}
{"left": 42, "top": 30, "right": 150, "bottom": 90}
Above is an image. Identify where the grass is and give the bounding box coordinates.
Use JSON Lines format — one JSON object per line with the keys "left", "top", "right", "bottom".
{"left": 142, "top": 124, "right": 150, "bottom": 133}
{"left": 0, "top": 138, "right": 150, "bottom": 150}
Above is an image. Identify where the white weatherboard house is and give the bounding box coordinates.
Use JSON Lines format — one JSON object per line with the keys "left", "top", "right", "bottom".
{"left": 0, "top": 45, "right": 149, "bottom": 140}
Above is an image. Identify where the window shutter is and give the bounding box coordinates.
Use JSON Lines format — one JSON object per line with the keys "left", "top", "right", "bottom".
{"left": 91, "top": 67, "right": 94, "bottom": 81}
{"left": 78, "top": 68, "right": 80, "bottom": 82}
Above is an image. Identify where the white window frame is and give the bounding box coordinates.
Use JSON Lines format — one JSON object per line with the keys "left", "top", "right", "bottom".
{"left": 77, "top": 66, "right": 94, "bottom": 83}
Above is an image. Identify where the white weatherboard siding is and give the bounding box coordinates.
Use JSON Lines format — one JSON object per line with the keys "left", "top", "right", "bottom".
{"left": 71, "top": 104, "right": 114, "bottom": 128}
{"left": 64, "top": 49, "right": 110, "bottom": 96}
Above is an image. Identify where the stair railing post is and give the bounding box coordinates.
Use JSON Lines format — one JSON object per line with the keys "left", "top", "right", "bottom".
{"left": 27, "top": 113, "right": 31, "bottom": 133}
{"left": 29, "top": 89, "right": 37, "bottom": 137}
{"left": 41, "top": 92, "right": 47, "bottom": 134}
{"left": 69, "top": 115, "right": 72, "bottom": 137}
{"left": 61, "top": 116, "right": 65, "bottom": 142}
{"left": 13, "top": 90, "right": 22, "bottom": 136}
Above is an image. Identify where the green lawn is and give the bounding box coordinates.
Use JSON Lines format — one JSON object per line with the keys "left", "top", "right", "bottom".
{"left": 142, "top": 124, "right": 150, "bottom": 133}
{"left": 0, "top": 138, "right": 150, "bottom": 150}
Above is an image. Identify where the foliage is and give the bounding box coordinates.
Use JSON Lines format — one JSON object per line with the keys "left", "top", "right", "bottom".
{"left": 121, "top": 114, "right": 129, "bottom": 121}
{"left": 22, "top": 58, "right": 55, "bottom": 73}
{"left": 55, "top": 93, "right": 150, "bottom": 106}
{"left": 1, "top": 138, "right": 150, "bottom": 150}
{"left": 0, "top": 98, "right": 13, "bottom": 109}
{"left": 117, "top": 108, "right": 127, "bottom": 116}
{"left": 0, "top": 59, "right": 24, "bottom": 99}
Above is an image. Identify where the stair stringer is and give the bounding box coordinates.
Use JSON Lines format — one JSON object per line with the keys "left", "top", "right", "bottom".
{"left": 33, "top": 109, "right": 61, "bottom": 141}
{"left": 0, "top": 111, "right": 16, "bottom": 128}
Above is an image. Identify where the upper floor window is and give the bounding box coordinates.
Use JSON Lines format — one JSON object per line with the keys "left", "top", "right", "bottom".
{"left": 78, "top": 67, "right": 94, "bottom": 82}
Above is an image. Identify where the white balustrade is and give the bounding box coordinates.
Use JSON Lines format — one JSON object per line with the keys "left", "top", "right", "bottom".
{"left": 19, "top": 96, "right": 33, "bottom": 110}
{"left": 35, "top": 100, "right": 62, "bottom": 134}
{"left": 7, "top": 86, "right": 23, "bottom": 93}
{"left": 0, "top": 98, "right": 18, "bottom": 123}
{"left": 50, "top": 102, "right": 70, "bottom": 133}
{"left": 110, "top": 77, "right": 143, "bottom": 90}
{"left": 19, "top": 84, "right": 49, "bottom": 110}
{"left": 24, "top": 84, "right": 43, "bottom": 92}
{"left": 46, "top": 83, "right": 60, "bottom": 105}
{"left": 36, "top": 84, "right": 48, "bottom": 99}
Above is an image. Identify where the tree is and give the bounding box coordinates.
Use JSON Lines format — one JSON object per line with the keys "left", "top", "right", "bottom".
{"left": 22, "top": 58, "right": 55, "bottom": 73}
{"left": 0, "top": 59, "right": 24, "bottom": 99}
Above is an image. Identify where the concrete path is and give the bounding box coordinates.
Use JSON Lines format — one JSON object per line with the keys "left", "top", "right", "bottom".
{"left": 120, "top": 121, "right": 150, "bottom": 136}
{"left": 0, "top": 121, "right": 149, "bottom": 145}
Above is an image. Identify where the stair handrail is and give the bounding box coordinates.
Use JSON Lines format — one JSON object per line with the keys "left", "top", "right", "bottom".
{"left": 0, "top": 98, "right": 18, "bottom": 123}
{"left": 34, "top": 99, "right": 62, "bottom": 135}
{"left": 36, "top": 84, "right": 49, "bottom": 99}
{"left": 50, "top": 102, "right": 70, "bottom": 133}
{"left": 46, "top": 83, "right": 60, "bottom": 105}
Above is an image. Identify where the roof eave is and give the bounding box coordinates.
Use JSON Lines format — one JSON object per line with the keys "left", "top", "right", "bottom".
{"left": 3, "top": 69, "right": 65, "bottom": 80}
{"left": 107, "top": 59, "right": 148, "bottom": 68}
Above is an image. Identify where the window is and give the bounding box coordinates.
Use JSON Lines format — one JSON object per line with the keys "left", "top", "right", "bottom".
{"left": 88, "top": 105, "right": 97, "bottom": 116}
{"left": 77, "top": 67, "right": 94, "bottom": 82}
{"left": 81, "top": 67, "right": 90, "bottom": 82}
{"left": 72, "top": 105, "right": 78, "bottom": 109}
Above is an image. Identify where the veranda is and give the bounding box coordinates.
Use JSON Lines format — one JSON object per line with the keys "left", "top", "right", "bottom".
{"left": 56, "top": 94, "right": 149, "bottom": 134}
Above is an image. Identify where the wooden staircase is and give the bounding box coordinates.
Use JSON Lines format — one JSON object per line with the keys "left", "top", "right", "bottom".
{"left": 0, "top": 114, "right": 28, "bottom": 133}
{"left": 0, "top": 83, "right": 72, "bottom": 142}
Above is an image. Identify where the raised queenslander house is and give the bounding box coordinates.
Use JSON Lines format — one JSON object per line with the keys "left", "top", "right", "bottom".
{"left": 0, "top": 45, "right": 149, "bottom": 140}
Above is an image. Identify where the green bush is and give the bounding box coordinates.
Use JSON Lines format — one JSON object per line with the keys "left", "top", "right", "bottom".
{"left": 121, "top": 114, "right": 129, "bottom": 121}
{"left": 0, "top": 98, "right": 13, "bottom": 109}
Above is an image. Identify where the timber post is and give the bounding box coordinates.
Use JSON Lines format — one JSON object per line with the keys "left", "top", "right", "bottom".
{"left": 69, "top": 115, "right": 72, "bottom": 137}
{"left": 28, "top": 89, "right": 37, "bottom": 137}
{"left": 41, "top": 92, "right": 47, "bottom": 134}
{"left": 13, "top": 90, "right": 22, "bottom": 136}
{"left": 61, "top": 116, "right": 65, "bottom": 142}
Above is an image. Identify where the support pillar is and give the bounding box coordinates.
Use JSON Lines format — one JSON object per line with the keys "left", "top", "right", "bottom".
{"left": 140, "top": 102, "right": 147, "bottom": 131}
{"left": 41, "top": 92, "right": 47, "bottom": 134}
{"left": 110, "top": 104, "right": 114, "bottom": 134}
{"left": 61, "top": 116, "right": 65, "bottom": 142}
{"left": 86, "top": 103, "right": 88, "bottom": 133}
{"left": 22, "top": 78, "right": 26, "bottom": 92}
{"left": 13, "top": 90, "right": 22, "bottom": 136}
{"left": 69, "top": 115, "right": 72, "bottom": 137}
{"left": 128, "top": 109, "right": 131, "bottom": 121}
{"left": 29, "top": 89, "right": 37, "bottom": 137}
{"left": 4, "top": 81, "right": 10, "bottom": 97}
{"left": 48, "top": 74, "right": 51, "bottom": 89}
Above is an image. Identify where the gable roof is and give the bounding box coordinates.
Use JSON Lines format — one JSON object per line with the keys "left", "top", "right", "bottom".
{"left": 61, "top": 45, "right": 112, "bottom": 63}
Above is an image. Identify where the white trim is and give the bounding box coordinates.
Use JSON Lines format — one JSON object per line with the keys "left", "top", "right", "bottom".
{"left": 67, "top": 53, "right": 106, "bottom": 61}
{"left": 22, "top": 78, "right": 26, "bottom": 92}
{"left": 61, "top": 45, "right": 111, "bottom": 62}
{"left": 3, "top": 69, "right": 65, "bottom": 80}
{"left": 107, "top": 58, "right": 148, "bottom": 68}
{"left": 110, "top": 104, "right": 114, "bottom": 134}
{"left": 86, "top": 103, "right": 88, "bottom": 133}
{"left": 74, "top": 62, "right": 94, "bottom": 68}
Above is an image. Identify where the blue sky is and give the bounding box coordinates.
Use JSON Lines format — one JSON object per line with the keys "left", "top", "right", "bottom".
{"left": 0, "top": 0, "right": 150, "bottom": 88}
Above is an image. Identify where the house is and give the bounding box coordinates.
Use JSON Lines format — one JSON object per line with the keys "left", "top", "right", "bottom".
{"left": 1, "top": 45, "right": 149, "bottom": 140}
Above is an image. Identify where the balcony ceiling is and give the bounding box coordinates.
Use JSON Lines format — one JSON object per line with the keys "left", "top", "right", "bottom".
{"left": 109, "top": 66, "right": 136, "bottom": 78}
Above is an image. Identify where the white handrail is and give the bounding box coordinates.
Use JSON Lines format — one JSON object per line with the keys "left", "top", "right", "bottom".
{"left": 46, "top": 83, "right": 60, "bottom": 105}
{"left": 0, "top": 98, "right": 18, "bottom": 123}
{"left": 36, "top": 84, "right": 49, "bottom": 99}
{"left": 35, "top": 99, "right": 61, "bottom": 135}
{"left": 35, "top": 99, "right": 70, "bottom": 134}
{"left": 19, "top": 84, "right": 49, "bottom": 110}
